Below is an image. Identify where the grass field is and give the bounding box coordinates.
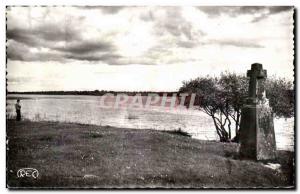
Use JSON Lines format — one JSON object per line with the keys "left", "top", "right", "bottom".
{"left": 7, "top": 120, "right": 294, "bottom": 189}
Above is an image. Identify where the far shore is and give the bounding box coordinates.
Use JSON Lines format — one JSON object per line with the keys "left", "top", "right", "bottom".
{"left": 7, "top": 91, "right": 179, "bottom": 97}
{"left": 7, "top": 120, "right": 294, "bottom": 188}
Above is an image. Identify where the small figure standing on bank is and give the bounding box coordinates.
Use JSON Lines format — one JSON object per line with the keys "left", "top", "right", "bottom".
{"left": 15, "top": 99, "right": 21, "bottom": 121}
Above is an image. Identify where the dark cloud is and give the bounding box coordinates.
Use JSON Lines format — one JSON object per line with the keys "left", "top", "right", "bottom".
{"left": 269, "top": 6, "right": 292, "bottom": 14}
{"left": 6, "top": 15, "right": 116, "bottom": 63}
{"left": 7, "top": 40, "right": 65, "bottom": 62}
{"left": 151, "top": 8, "right": 206, "bottom": 51}
{"left": 176, "top": 40, "right": 198, "bottom": 48}
{"left": 7, "top": 23, "right": 81, "bottom": 47}
{"left": 7, "top": 40, "right": 29, "bottom": 61}
{"left": 162, "top": 22, "right": 193, "bottom": 39}
{"left": 7, "top": 38, "right": 118, "bottom": 63}
{"left": 199, "top": 6, "right": 292, "bottom": 22}
{"left": 163, "top": 8, "right": 195, "bottom": 39}
{"left": 101, "top": 6, "right": 124, "bottom": 14}
{"left": 7, "top": 28, "right": 39, "bottom": 47}
{"left": 199, "top": 6, "right": 291, "bottom": 16}
{"left": 154, "top": 7, "right": 206, "bottom": 42}
{"left": 206, "top": 39, "right": 264, "bottom": 48}
{"left": 66, "top": 53, "right": 121, "bottom": 62}
{"left": 54, "top": 41, "right": 115, "bottom": 54}
{"left": 78, "top": 6, "right": 124, "bottom": 14}
{"left": 246, "top": 7, "right": 292, "bottom": 23}
{"left": 37, "top": 23, "right": 81, "bottom": 42}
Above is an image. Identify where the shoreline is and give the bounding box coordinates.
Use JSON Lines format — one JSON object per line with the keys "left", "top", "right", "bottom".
{"left": 5, "top": 117, "right": 294, "bottom": 151}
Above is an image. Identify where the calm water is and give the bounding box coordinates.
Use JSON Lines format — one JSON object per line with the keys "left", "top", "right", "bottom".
{"left": 6, "top": 94, "right": 294, "bottom": 151}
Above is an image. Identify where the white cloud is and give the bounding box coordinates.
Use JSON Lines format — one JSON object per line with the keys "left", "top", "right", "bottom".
{"left": 6, "top": 6, "right": 294, "bottom": 91}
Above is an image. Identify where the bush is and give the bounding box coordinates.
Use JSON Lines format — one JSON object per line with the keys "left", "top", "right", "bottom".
{"left": 266, "top": 76, "right": 294, "bottom": 118}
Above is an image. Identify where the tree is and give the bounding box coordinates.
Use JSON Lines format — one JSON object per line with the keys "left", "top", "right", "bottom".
{"left": 218, "top": 73, "right": 248, "bottom": 141}
{"left": 179, "top": 75, "right": 233, "bottom": 142}
{"left": 179, "top": 72, "right": 294, "bottom": 142}
{"left": 266, "top": 76, "right": 294, "bottom": 118}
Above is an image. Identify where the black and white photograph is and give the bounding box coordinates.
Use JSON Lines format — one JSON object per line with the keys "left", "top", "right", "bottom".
{"left": 5, "top": 5, "right": 295, "bottom": 189}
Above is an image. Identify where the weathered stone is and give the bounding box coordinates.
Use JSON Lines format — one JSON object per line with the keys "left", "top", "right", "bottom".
{"left": 256, "top": 103, "right": 276, "bottom": 160}
{"left": 246, "top": 63, "right": 267, "bottom": 105}
{"left": 239, "top": 63, "right": 276, "bottom": 161}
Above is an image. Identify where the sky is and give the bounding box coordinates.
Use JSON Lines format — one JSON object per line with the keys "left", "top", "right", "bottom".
{"left": 6, "top": 6, "right": 294, "bottom": 92}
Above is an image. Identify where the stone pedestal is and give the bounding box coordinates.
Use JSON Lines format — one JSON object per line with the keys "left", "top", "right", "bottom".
{"left": 239, "top": 103, "right": 277, "bottom": 161}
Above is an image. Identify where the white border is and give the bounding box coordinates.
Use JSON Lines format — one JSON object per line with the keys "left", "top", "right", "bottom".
{"left": 1, "top": 0, "right": 299, "bottom": 6}
{"left": 0, "top": 0, "right": 298, "bottom": 193}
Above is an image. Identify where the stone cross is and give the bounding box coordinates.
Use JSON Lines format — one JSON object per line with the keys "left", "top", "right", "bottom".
{"left": 240, "top": 63, "right": 276, "bottom": 161}
{"left": 246, "top": 63, "right": 267, "bottom": 104}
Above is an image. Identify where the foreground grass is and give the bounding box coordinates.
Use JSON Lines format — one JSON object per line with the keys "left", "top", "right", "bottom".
{"left": 7, "top": 120, "right": 294, "bottom": 189}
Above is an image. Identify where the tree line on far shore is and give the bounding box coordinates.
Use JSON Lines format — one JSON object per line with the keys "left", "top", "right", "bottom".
{"left": 7, "top": 90, "right": 178, "bottom": 97}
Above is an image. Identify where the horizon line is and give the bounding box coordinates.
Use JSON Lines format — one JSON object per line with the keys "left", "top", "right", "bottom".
{"left": 7, "top": 90, "right": 180, "bottom": 93}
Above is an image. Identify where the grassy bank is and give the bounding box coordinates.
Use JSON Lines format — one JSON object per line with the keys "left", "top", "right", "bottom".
{"left": 7, "top": 120, "right": 294, "bottom": 189}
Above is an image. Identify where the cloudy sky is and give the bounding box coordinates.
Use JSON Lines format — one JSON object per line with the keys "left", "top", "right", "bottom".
{"left": 7, "top": 6, "right": 294, "bottom": 92}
